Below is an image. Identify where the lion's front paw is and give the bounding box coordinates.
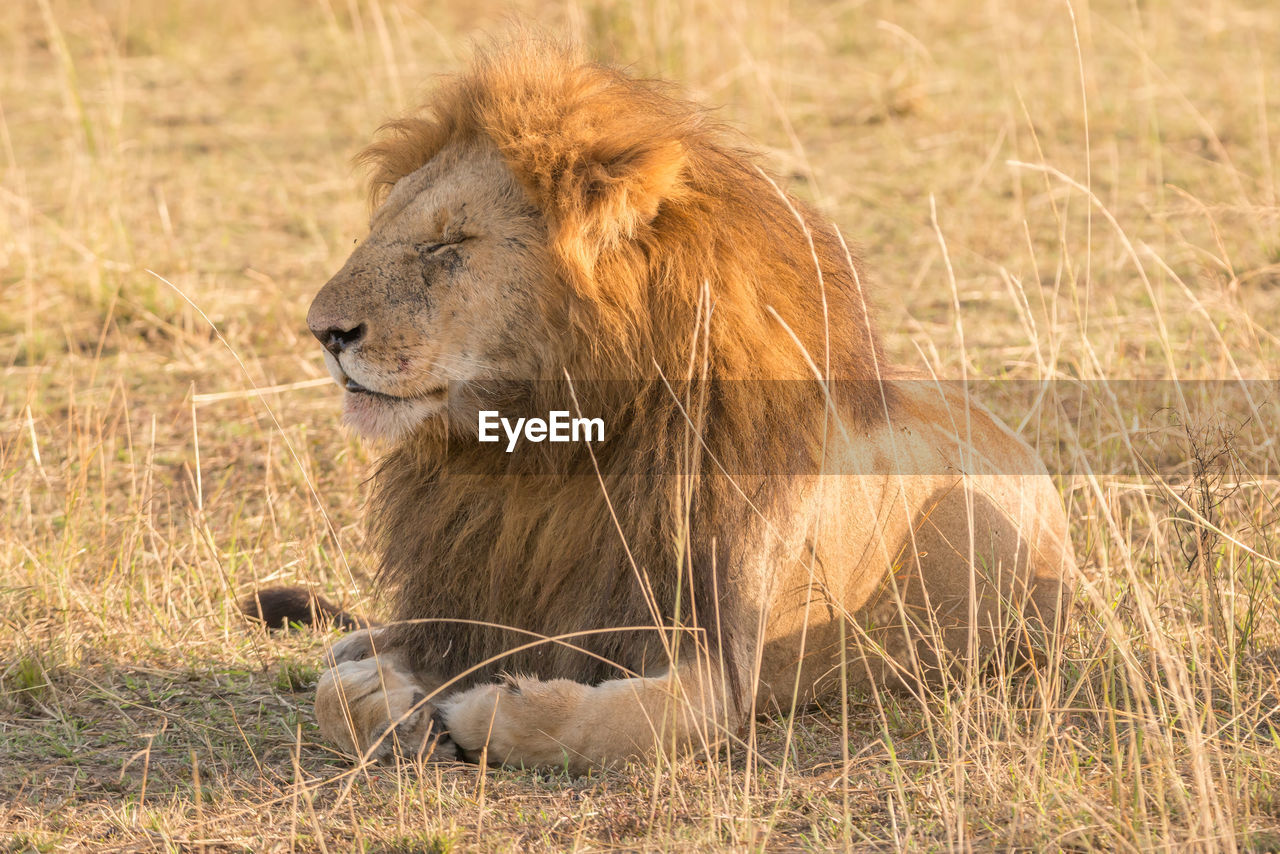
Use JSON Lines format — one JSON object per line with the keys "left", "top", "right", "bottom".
{"left": 438, "top": 676, "right": 590, "bottom": 771}
{"left": 316, "top": 658, "right": 456, "bottom": 764}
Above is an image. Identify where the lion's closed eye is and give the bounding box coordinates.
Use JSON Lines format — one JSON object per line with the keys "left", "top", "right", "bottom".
{"left": 419, "top": 235, "right": 471, "bottom": 254}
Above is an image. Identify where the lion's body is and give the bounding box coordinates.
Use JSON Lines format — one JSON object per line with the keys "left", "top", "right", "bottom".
{"left": 301, "top": 42, "right": 1076, "bottom": 772}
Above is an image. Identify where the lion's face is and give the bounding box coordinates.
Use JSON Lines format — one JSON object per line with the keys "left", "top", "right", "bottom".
{"left": 307, "top": 141, "right": 559, "bottom": 441}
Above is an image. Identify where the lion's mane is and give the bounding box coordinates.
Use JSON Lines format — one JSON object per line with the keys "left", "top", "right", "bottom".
{"left": 361, "top": 42, "right": 893, "bottom": 696}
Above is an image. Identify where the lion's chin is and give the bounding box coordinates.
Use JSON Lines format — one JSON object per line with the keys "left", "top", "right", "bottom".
{"left": 341, "top": 389, "right": 445, "bottom": 443}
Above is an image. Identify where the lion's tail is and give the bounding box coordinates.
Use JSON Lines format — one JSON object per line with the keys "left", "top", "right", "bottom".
{"left": 239, "top": 586, "right": 374, "bottom": 632}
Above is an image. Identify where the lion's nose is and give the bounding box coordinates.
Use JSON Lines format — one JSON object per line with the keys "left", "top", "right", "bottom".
{"left": 313, "top": 322, "right": 367, "bottom": 356}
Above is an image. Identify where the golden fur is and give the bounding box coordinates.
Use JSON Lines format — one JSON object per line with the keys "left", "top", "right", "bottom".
{"left": 302, "top": 41, "right": 1077, "bottom": 773}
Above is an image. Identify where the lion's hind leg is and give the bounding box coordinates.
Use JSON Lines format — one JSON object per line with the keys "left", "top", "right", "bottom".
{"left": 438, "top": 663, "right": 736, "bottom": 774}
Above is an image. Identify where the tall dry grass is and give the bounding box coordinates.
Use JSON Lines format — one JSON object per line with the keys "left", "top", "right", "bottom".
{"left": 2, "top": 0, "right": 1279, "bottom": 850}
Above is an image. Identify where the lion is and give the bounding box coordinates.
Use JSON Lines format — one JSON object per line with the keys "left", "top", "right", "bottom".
{"left": 261, "top": 41, "right": 1077, "bottom": 773}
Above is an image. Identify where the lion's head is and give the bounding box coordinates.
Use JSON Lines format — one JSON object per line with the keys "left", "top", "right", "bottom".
{"left": 306, "top": 138, "right": 562, "bottom": 441}
{"left": 307, "top": 42, "right": 886, "bottom": 445}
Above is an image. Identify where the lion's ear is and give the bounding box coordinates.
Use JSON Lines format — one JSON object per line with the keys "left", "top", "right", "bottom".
{"left": 551, "top": 137, "right": 686, "bottom": 274}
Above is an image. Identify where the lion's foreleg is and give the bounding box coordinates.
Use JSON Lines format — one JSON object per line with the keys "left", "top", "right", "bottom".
{"left": 438, "top": 661, "right": 738, "bottom": 774}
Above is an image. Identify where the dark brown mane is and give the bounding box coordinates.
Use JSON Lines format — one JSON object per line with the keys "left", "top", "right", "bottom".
{"left": 362, "top": 42, "right": 893, "bottom": 697}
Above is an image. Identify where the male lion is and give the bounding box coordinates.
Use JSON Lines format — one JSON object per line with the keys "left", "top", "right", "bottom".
{"left": 266, "top": 42, "right": 1076, "bottom": 773}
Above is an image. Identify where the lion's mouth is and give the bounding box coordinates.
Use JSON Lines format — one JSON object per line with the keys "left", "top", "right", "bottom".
{"left": 324, "top": 351, "right": 447, "bottom": 402}
{"left": 343, "top": 377, "right": 397, "bottom": 399}
{"left": 343, "top": 376, "right": 447, "bottom": 402}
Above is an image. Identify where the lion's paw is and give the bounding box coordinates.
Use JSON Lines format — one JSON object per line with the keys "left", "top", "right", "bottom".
{"left": 437, "top": 675, "right": 590, "bottom": 770}
{"left": 315, "top": 658, "right": 456, "bottom": 764}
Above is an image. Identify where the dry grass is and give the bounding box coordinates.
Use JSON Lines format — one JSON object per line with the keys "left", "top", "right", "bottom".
{"left": 3, "top": 0, "right": 1280, "bottom": 850}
